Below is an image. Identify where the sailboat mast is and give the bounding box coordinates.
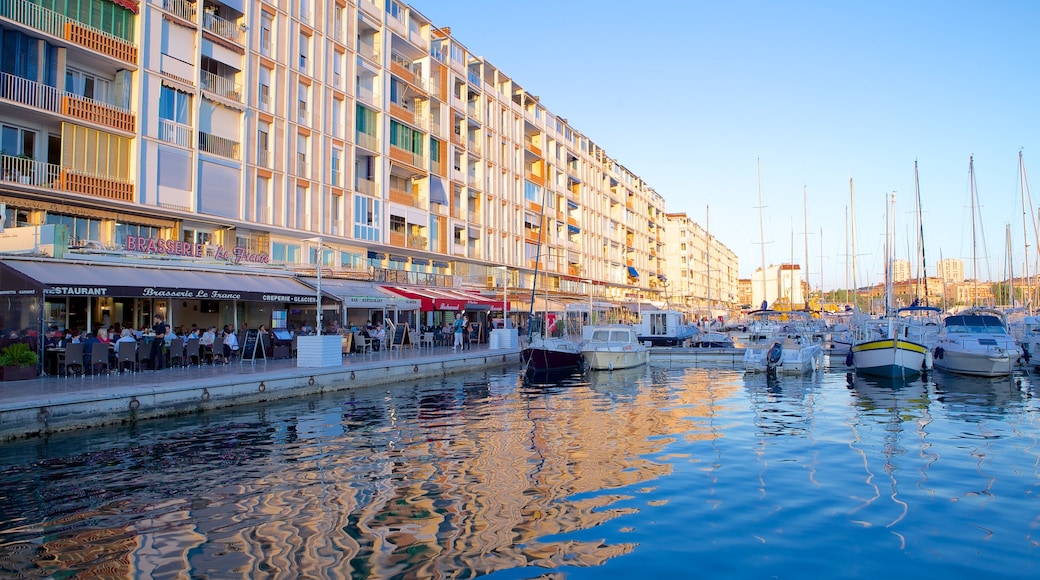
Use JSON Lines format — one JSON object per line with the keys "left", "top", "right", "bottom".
{"left": 849, "top": 179, "right": 859, "bottom": 315}
{"left": 706, "top": 205, "right": 712, "bottom": 321}
{"left": 1020, "top": 150, "right": 1035, "bottom": 312}
{"left": 757, "top": 158, "right": 768, "bottom": 306}
{"left": 1007, "top": 224, "right": 1015, "bottom": 307}
{"left": 914, "top": 161, "right": 930, "bottom": 305}
{"left": 527, "top": 183, "right": 550, "bottom": 341}
{"left": 820, "top": 227, "right": 825, "bottom": 312}
{"left": 886, "top": 192, "right": 895, "bottom": 316}
{"left": 803, "top": 185, "right": 810, "bottom": 311}
{"left": 969, "top": 156, "right": 979, "bottom": 307}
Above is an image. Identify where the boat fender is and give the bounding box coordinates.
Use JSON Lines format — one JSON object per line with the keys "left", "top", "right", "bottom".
{"left": 767, "top": 342, "right": 783, "bottom": 369}
{"left": 934, "top": 346, "right": 944, "bottom": 360}
{"left": 845, "top": 350, "right": 854, "bottom": 367}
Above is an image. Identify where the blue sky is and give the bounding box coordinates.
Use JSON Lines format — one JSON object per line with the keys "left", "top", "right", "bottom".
{"left": 410, "top": 0, "right": 1040, "bottom": 290}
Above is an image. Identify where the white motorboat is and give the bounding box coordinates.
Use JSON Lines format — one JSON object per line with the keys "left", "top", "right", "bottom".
{"left": 580, "top": 325, "right": 649, "bottom": 371}
{"left": 933, "top": 308, "right": 1021, "bottom": 377}
{"left": 741, "top": 310, "right": 823, "bottom": 375}
{"left": 635, "top": 309, "right": 698, "bottom": 346}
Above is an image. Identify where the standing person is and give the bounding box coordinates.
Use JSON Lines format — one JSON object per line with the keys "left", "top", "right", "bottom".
{"left": 149, "top": 314, "right": 167, "bottom": 370}
{"left": 452, "top": 312, "right": 464, "bottom": 351}
{"left": 462, "top": 314, "right": 470, "bottom": 350}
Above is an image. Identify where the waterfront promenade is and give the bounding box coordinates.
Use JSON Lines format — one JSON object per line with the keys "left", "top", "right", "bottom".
{"left": 0, "top": 343, "right": 522, "bottom": 442}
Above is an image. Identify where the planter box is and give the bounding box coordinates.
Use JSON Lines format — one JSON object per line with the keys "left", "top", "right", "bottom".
{"left": 0, "top": 365, "right": 38, "bottom": 381}
{"left": 296, "top": 335, "right": 342, "bottom": 367}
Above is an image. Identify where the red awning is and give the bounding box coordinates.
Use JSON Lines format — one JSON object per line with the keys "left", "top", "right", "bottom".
{"left": 382, "top": 286, "right": 502, "bottom": 311}
{"left": 110, "top": 0, "right": 141, "bottom": 14}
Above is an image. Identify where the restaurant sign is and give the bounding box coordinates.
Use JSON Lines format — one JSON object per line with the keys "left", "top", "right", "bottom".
{"left": 125, "top": 235, "right": 270, "bottom": 264}
{"left": 42, "top": 286, "right": 314, "bottom": 303}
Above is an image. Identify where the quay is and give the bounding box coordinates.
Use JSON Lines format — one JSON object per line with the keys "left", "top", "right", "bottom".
{"left": 0, "top": 344, "right": 521, "bottom": 442}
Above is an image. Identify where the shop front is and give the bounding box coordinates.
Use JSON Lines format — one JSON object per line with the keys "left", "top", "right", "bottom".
{"left": 0, "top": 257, "right": 335, "bottom": 340}
{"left": 381, "top": 286, "right": 504, "bottom": 339}
{"left": 299, "top": 278, "right": 421, "bottom": 332}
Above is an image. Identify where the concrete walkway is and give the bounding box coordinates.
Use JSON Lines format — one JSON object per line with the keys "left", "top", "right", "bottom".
{"left": 0, "top": 343, "right": 521, "bottom": 442}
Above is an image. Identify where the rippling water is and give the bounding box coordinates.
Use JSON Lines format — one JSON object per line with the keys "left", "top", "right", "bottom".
{"left": 0, "top": 364, "right": 1038, "bottom": 578}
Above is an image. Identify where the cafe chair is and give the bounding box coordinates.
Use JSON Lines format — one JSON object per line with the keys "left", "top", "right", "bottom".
{"left": 211, "top": 336, "right": 226, "bottom": 364}
{"left": 409, "top": 330, "right": 420, "bottom": 351}
{"left": 60, "top": 342, "right": 85, "bottom": 377}
{"left": 421, "top": 332, "right": 435, "bottom": 350}
{"left": 137, "top": 342, "right": 152, "bottom": 371}
{"left": 353, "top": 332, "right": 372, "bottom": 355}
{"left": 116, "top": 342, "right": 137, "bottom": 373}
{"left": 184, "top": 338, "right": 201, "bottom": 366}
{"left": 168, "top": 337, "right": 185, "bottom": 367}
{"left": 90, "top": 341, "right": 110, "bottom": 375}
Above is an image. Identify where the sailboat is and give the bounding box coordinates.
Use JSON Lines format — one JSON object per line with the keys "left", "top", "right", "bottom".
{"left": 849, "top": 192, "right": 929, "bottom": 378}
{"left": 932, "top": 157, "right": 1022, "bottom": 377}
{"left": 520, "top": 192, "right": 585, "bottom": 375}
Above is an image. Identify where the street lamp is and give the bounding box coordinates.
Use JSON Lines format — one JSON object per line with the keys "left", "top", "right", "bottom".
{"left": 582, "top": 279, "right": 593, "bottom": 326}
{"left": 497, "top": 266, "right": 509, "bottom": 328}
{"left": 306, "top": 237, "right": 323, "bottom": 334}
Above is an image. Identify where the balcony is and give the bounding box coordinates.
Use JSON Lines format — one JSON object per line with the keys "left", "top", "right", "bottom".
{"left": 1, "top": 155, "right": 134, "bottom": 202}
{"left": 158, "top": 119, "right": 193, "bottom": 147}
{"left": 257, "top": 149, "right": 271, "bottom": 168}
{"left": 389, "top": 101, "right": 414, "bottom": 124}
{"left": 198, "top": 132, "right": 240, "bottom": 159}
{"left": 389, "top": 145, "right": 424, "bottom": 170}
{"left": 355, "top": 131, "right": 378, "bottom": 151}
{"left": 163, "top": 0, "right": 195, "bottom": 22}
{"left": 390, "top": 59, "right": 425, "bottom": 92}
{"left": 355, "top": 177, "right": 375, "bottom": 195}
{"left": 1, "top": 72, "right": 135, "bottom": 133}
{"left": 1, "top": 0, "right": 139, "bottom": 64}
{"left": 357, "top": 40, "right": 380, "bottom": 64}
{"left": 389, "top": 186, "right": 421, "bottom": 208}
{"left": 200, "top": 71, "right": 242, "bottom": 102}
{"left": 408, "top": 234, "right": 427, "bottom": 250}
{"left": 202, "top": 11, "right": 244, "bottom": 45}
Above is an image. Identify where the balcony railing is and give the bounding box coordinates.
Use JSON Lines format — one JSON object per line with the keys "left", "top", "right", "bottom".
{"left": 355, "top": 177, "right": 375, "bottom": 195}
{"left": 199, "top": 132, "right": 240, "bottom": 159}
{"left": 257, "top": 149, "right": 271, "bottom": 168}
{"left": 200, "top": 71, "right": 242, "bottom": 102}
{"left": 1, "top": 0, "right": 137, "bottom": 63}
{"left": 163, "top": 0, "right": 195, "bottom": 21}
{"left": 1, "top": 72, "right": 134, "bottom": 132}
{"left": 158, "top": 119, "right": 193, "bottom": 147}
{"left": 0, "top": 155, "right": 134, "bottom": 202}
{"left": 389, "top": 145, "right": 424, "bottom": 169}
{"left": 355, "top": 131, "right": 378, "bottom": 151}
{"left": 202, "top": 12, "right": 244, "bottom": 45}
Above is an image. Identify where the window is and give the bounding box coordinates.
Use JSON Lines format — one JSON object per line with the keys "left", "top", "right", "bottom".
{"left": 158, "top": 86, "right": 191, "bottom": 124}
{"left": 254, "top": 175, "right": 269, "bottom": 222}
{"left": 272, "top": 242, "right": 302, "bottom": 264}
{"left": 331, "top": 147, "right": 342, "bottom": 186}
{"left": 390, "top": 214, "right": 405, "bottom": 234}
{"left": 296, "top": 133, "right": 309, "bottom": 175}
{"left": 260, "top": 13, "right": 273, "bottom": 55}
{"left": 389, "top": 120, "right": 422, "bottom": 155}
{"left": 524, "top": 180, "right": 541, "bottom": 203}
{"left": 298, "top": 82, "right": 309, "bottom": 120}
{"left": 331, "top": 96, "right": 344, "bottom": 137}
{"left": 386, "top": 0, "right": 403, "bottom": 19}
{"left": 332, "top": 50, "right": 344, "bottom": 87}
{"left": 0, "top": 124, "right": 36, "bottom": 158}
{"left": 298, "top": 32, "right": 310, "bottom": 71}
{"left": 66, "top": 68, "right": 112, "bottom": 104}
{"left": 295, "top": 185, "right": 307, "bottom": 230}
{"left": 356, "top": 105, "right": 377, "bottom": 136}
{"left": 353, "top": 195, "right": 381, "bottom": 241}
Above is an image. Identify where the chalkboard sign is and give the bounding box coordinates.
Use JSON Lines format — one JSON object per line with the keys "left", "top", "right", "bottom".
{"left": 342, "top": 333, "right": 353, "bottom": 354}
{"left": 468, "top": 322, "right": 482, "bottom": 344}
{"left": 391, "top": 323, "right": 410, "bottom": 350}
{"left": 240, "top": 329, "right": 266, "bottom": 361}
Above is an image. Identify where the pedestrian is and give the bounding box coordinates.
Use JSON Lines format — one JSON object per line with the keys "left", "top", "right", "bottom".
{"left": 452, "top": 312, "right": 464, "bottom": 351}
{"left": 150, "top": 314, "right": 167, "bottom": 370}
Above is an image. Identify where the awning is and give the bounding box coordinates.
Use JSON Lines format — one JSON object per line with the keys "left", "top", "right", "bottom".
{"left": 1, "top": 259, "right": 329, "bottom": 303}
{"left": 627, "top": 266, "right": 640, "bottom": 278}
{"left": 304, "top": 278, "right": 420, "bottom": 310}
{"left": 383, "top": 286, "right": 504, "bottom": 311}
{"left": 516, "top": 296, "right": 567, "bottom": 313}
{"left": 430, "top": 177, "right": 448, "bottom": 205}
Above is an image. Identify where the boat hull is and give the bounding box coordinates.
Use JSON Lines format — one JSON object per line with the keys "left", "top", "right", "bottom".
{"left": 582, "top": 348, "right": 649, "bottom": 371}
{"left": 932, "top": 348, "right": 1017, "bottom": 377}
{"left": 851, "top": 338, "right": 927, "bottom": 378}
{"left": 743, "top": 340, "right": 823, "bottom": 375}
{"left": 521, "top": 338, "right": 584, "bottom": 373}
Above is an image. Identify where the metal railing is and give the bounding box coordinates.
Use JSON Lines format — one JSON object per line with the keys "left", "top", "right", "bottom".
{"left": 158, "top": 119, "right": 193, "bottom": 147}
{"left": 202, "top": 12, "right": 243, "bottom": 44}
{"left": 198, "top": 132, "right": 240, "bottom": 159}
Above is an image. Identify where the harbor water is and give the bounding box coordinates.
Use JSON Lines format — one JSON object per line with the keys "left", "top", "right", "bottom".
{"left": 0, "top": 363, "right": 1037, "bottom": 578}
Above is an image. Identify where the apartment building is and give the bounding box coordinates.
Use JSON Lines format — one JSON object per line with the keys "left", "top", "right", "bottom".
{"left": 664, "top": 212, "right": 739, "bottom": 316}
{"left": 0, "top": 0, "right": 671, "bottom": 334}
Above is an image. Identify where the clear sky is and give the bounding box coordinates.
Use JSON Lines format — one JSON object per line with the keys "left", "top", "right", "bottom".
{"left": 410, "top": 0, "right": 1040, "bottom": 290}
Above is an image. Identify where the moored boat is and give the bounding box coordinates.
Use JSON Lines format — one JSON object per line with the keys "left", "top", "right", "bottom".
{"left": 932, "top": 308, "right": 1021, "bottom": 377}
{"left": 580, "top": 325, "right": 649, "bottom": 371}
{"left": 635, "top": 309, "right": 698, "bottom": 346}
{"left": 521, "top": 336, "right": 584, "bottom": 374}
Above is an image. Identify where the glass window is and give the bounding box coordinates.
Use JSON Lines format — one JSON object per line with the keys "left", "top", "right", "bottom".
{"left": 159, "top": 86, "right": 191, "bottom": 124}
{"left": 353, "top": 195, "right": 381, "bottom": 241}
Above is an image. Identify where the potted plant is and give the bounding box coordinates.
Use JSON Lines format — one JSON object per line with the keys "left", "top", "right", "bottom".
{"left": 0, "top": 342, "right": 39, "bottom": 381}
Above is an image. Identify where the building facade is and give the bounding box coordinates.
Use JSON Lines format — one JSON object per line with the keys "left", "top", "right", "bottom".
{"left": 750, "top": 264, "right": 804, "bottom": 310}
{"left": 936, "top": 258, "right": 965, "bottom": 284}
{"left": 663, "top": 212, "right": 738, "bottom": 316}
{"left": 0, "top": 0, "right": 689, "bottom": 335}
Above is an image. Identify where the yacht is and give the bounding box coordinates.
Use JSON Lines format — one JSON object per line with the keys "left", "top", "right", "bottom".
{"left": 932, "top": 308, "right": 1021, "bottom": 377}
{"left": 580, "top": 325, "right": 649, "bottom": 371}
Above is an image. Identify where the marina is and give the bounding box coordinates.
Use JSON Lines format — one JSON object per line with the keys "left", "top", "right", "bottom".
{"left": 0, "top": 361, "right": 1036, "bottom": 577}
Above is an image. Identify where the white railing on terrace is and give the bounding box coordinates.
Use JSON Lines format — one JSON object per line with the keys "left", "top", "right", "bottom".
{"left": 357, "top": 41, "right": 379, "bottom": 62}
{"left": 203, "top": 12, "right": 244, "bottom": 44}
{"left": 158, "top": 119, "right": 192, "bottom": 147}
{"left": 0, "top": 71, "right": 131, "bottom": 118}
{"left": 355, "top": 131, "right": 378, "bottom": 151}
{"left": 355, "top": 177, "right": 375, "bottom": 195}
{"left": 163, "top": 0, "right": 195, "bottom": 21}
{"left": 200, "top": 71, "right": 242, "bottom": 101}
{"left": 199, "top": 132, "right": 240, "bottom": 159}
{"left": 356, "top": 86, "right": 378, "bottom": 105}
{"left": 0, "top": 0, "right": 134, "bottom": 46}
{"left": 1, "top": 155, "right": 59, "bottom": 189}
